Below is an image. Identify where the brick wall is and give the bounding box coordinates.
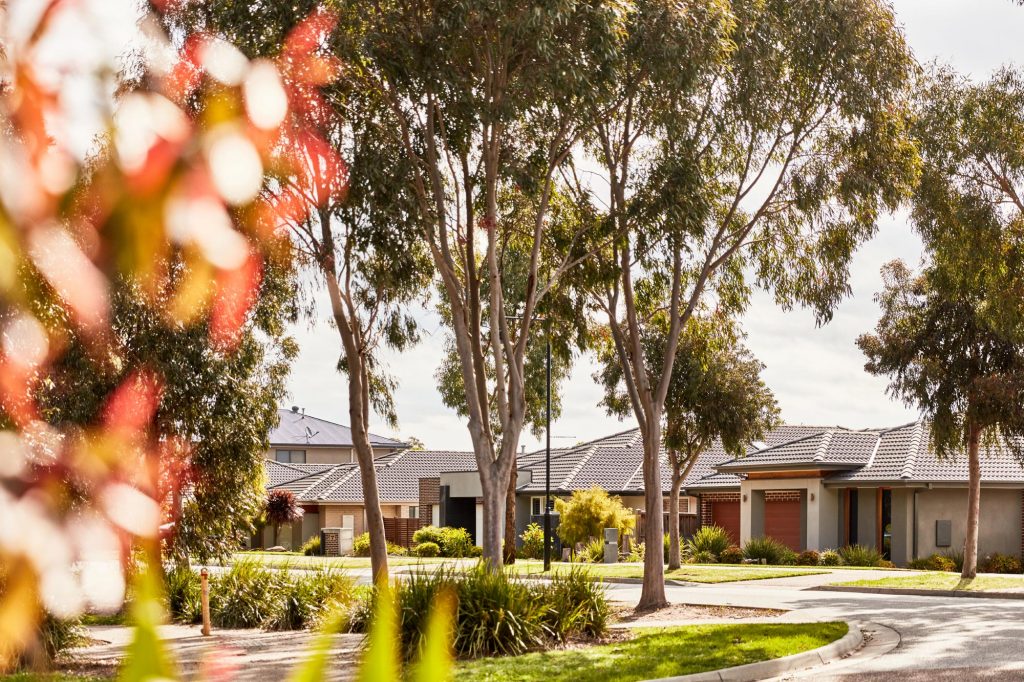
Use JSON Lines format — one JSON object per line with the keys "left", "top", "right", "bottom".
{"left": 764, "top": 490, "right": 801, "bottom": 503}
{"left": 699, "top": 491, "right": 740, "bottom": 526}
{"left": 419, "top": 477, "right": 440, "bottom": 525}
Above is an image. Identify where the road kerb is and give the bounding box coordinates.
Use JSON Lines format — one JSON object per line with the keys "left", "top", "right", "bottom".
{"left": 640, "top": 620, "right": 862, "bottom": 682}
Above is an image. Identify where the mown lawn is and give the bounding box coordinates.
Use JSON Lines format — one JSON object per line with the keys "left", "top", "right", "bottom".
{"left": 230, "top": 551, "right": 456, "bottom": 569}
{"left": 510, "top": 560, "right": 827, "bottom": 583}
{"left": 836, "top": 572, "right": 1024, "bottom": 591}
{"left": 453, "top": 622, "right": 848, "bottom": 681}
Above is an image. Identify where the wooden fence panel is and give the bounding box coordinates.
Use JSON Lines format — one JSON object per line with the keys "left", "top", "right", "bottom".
{"left": 635, "top": 512, "right": 700, "bottom": 543}
{"left": 383, "top": 517, "right": 423, "bottom": 547}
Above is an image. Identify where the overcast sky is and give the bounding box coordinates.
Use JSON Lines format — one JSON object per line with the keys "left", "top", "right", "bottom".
{"left": 282, "top": 0, "right": 1024, "bottom": 451}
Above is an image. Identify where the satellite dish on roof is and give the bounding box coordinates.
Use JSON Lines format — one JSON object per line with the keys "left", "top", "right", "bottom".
{"left": 304, "top": 425, "right": 319, "bottom": 443}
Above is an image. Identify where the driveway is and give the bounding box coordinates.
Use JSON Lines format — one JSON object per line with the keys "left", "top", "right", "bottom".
{"left": 604, "top": 572, "right": 1024, "bottom": 680}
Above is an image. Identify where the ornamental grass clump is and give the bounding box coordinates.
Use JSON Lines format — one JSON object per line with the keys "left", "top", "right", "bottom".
{"left": 819, "top": 549, "right": 843, "bottom": 566}
{"left": 209, "top": 561, "right": 289, "bottom": 628}
{"left": 742, "top": 536, "right": 789, "bottom": 565}
{"left": 540, "top": 566, "right": 609, "bottom": 641}
{"left": 164, "top": 565, "right": 203, "bottom": 624}
{"left": 685, "top": 525, "right": 731, "bottom": 559}
{"left": 266, "top": 570, "right": 353, "bottom": 631}
{"left": 838, "top": 544, "right": 883, "bottom": 567}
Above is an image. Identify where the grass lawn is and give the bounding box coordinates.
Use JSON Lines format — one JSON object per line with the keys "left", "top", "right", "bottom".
{"left": 510, "top": 560, "right": 828, "bottom": 583}
{"left": 836, "top": 572, "right": 1024, "bottom": 591}
{"left": 453, "top": 622, "right": 847, "bottom": 681}
{"left": 230, "top": 551, "right": 456, "bottom": 569}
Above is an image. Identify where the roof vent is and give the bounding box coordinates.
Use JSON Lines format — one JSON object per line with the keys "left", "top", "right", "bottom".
{"left": 750, "top": 440, "right": 767, "bottom": 451}
{"left": 291, "top": 405, "right": 300, "bottom": 413}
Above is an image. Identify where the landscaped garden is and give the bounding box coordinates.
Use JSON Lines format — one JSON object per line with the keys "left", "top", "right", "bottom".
{"left": 835, "top": 572, "right": 1024, "bottom": 592}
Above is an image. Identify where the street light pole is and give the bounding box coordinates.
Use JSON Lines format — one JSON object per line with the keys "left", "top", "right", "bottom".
{"left": 544, "top": 333, "right": 552, "bottom": 572}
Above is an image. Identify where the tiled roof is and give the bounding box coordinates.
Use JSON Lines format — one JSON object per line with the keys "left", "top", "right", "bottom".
{"left": 269, "top": 409, "right": 406, "bottom": 449}
{"left": 715, "top": 428, "right": 882, "bottom": 472}
{"left": 268, "top": 449, "right": 477, "bottom": 503}
{"left": 264, "top": 460, "right": 337, "bottom": 487}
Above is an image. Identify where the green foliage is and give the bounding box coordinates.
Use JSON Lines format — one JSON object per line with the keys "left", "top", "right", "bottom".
{"left": 388, "top": 542, "right": 409, "bottom": 557}
{"left": 819, "top": 550, "right": 843, "bottom": 567}
{"left": 519, "top": 523, "right": 548, "bottom": 561}
{"left": 578, "top": 537, "right": 606, "bottom": 564}
{"left": 625, "top": 541, "right": 645, "bottom": 564}
{"left": 797, "top": 551, "right": 820, "bottom": 567}
{"left": 412, "top": 526, "right": 445, "bottom": 547}
{"left": 685, "top": 526, "right": 732, "bottom": 559}
{"left": 742, "top": 537, "right": 790, "bottom": 565}
{"left": 777, "top": 549, "right": 798, "bottom": 566}
{"left": 555, "top": 487, "right": 636, "bottom": 548}
{"left": 265, "top": 570, "right": 352, "bottom": 631}
{"left": 438, "top": 528, "right": 474, "bottom": 558}
{"left": 164, "top": 566, "right": 202, "bottom": 624}
{"left": 837, "top": 545, "right": 883, "bottom": 568}
{"left": 352, "top": 565, "right": 609, "bottom": 661}
{"left": 415, "top": 542, "right": 440, "bottom": 558}
{"left": 353, "top": 533, "right": 372, "bottom": 558}
{"left": 301, "top": 536, "right": 321, "bottom": 557}
{"left": 719, "top": 546, "right": 744, "bottom": 564}
{"left": 982, "top": 553, "right": 1023, "bottom": 574}
{"left": 209, "top": 562, "right": 288, "bottom": 628}
{"left": 538, "top": 567, "right": 609, "bottom": 641}
{"left": 943, "top": 548, "right": 965, "bottom": 573}
{"left": 687, "top": 550, "right": 717, "bottom": 565}
{"left": 908, "top": 554, "right": 957, "bottom": 572}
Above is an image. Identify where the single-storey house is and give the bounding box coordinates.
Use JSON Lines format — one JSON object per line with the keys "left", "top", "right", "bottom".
{"left": 257, "top": 408, "right": 476, "bottom": 549}
{"left": 427, "top": 421, "right": 1024, "bottom": 565}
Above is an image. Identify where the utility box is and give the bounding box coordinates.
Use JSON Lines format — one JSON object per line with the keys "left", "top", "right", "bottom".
{"left": 935, "top": 520, "right": 952, "bottom": 548}
{"left": 603, "top": 527, "right": 618, "bottom": 564}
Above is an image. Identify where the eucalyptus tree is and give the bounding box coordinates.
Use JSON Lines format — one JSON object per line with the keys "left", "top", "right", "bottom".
{"left": 577, "top": 0, "right": 917, "bottom": 608}
{"left": 858, "top": 262, "right": 1024, "bottom": 579}
{"left": 160, "top": 3, "right": 432, "bottom": 582}
{"left": 858, "top": 66, "right": 1024, "bottom": 580}
{"left": 335, "top": 0, "right": 623, "bottom": 567}
{"left": 598, "top": 313, "right": 778, "bottom": 570}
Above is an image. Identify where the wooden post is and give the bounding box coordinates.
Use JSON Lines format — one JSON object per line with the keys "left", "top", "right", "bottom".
{"left": 200, "top": 568, "right": 211, "bottom": 636}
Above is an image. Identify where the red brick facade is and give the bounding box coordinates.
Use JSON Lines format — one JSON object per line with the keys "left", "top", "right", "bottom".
{"left": 419, "top": 477, "right": 440, "bottom": 525}
{"left": 764, "top": 490, "right": 801, "bottom": 503}
{"left": 699, "top": 492, "right": 741, "bottom": 527}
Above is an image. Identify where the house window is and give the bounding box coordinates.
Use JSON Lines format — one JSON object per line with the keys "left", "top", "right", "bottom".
{"left": 408, "top": 506, "right": 419, "bottom": 519}
{"left": 531, "top": 497, "right": 549, "bottom": 517}
{"left": 275, "top": 449, "right": 306, "bottom": 464}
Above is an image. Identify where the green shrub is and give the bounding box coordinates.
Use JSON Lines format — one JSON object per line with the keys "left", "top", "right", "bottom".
{"left": 796, "top": 550, "right": 820, "bottom": 566}
{"left": 942, "top": 548, "right": 965, "bottom": 573}
{"left": 982, "top": 553, "right": 1023, "bottom": 574}
{"left": 33, "top": 612, "right": 83, "bottom": 665}
{"left": 209, "top": 561, "right": 288, "bottom": 628}
{"left": 301, "top": 536, "right": 321, "bottom": 556}
{"left": 164, "top": 565, "right": 202, "bottom": 624}
{"left": 624, "top": 541, "right": 645, "bottom": 563}
{"left": 555, "top": 487, "right": 635, "bottom": 548}
{"left": 742, "top": 536, "right": 789, "bottom": 564}
{"left": 520, "top": 523, "right": 547, "bottom": 560}
{"left": 909, "top": 553, "right": 956, "bottom": 571}
{"left": 579, "top": 537, "right": 605, "bottom": 563}
{"left": 469, "top": 545, "right": 484, "bottom": 558}
{"left": 266, "top": 570, "right": 352, "bottom": 631}
{"left": 415, "top": 541, "right": 440, "bottom": 558}
{"left": 352, "top": 532, "right": 371, "bottom": 557}
{"left": 777, "top": 548, "right": 798, "bottom": 566}
{"left": 412, "top": 525, "right": 445, "bottom": 547}
{"left": 685, "top": 525, "right": 731, "bottom": 558}
{"left": 438, "top": 527, "right": 474, "bottom": 558}
{"left": 838, "top": 544, "right": 882, "bottom": 567}
{"left": 878, "top": 559, "right": 896, "bottom": 569}
{"left": 664, "top": 533, "right": 671, "bottom": 563}
{"left": 819, "top": 549, "right": 843, "bottom": 566}
{"left": 687, "top": 549, "right": 717, "bottom": 564}
{"left": 719, "top": 545, "right": 744, "bottom": 564}
{"left": 387, "top": 542, "right": 408, "bottom": 556}
{"left": 540, "top": 566, "right": 609, "bottom": 641}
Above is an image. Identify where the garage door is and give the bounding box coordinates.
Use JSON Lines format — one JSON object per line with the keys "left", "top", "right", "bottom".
{"left": 710, "top": 501, "right": 741, "bottom": 545}
{"left": 764, "top": 500, "right": 802, "bottom": 551}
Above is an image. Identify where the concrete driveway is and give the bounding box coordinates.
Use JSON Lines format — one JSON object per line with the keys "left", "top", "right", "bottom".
{"left": 604, "top": 572, "right": 1024, "bottom": 680}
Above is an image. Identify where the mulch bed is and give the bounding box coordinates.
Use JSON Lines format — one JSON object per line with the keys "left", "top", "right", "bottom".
{"left": 613, "top": 602, "right": 786, "bottom": 624}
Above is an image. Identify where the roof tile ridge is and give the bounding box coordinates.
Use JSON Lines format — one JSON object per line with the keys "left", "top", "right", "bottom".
{"left": 900, "top": 420, "right": 925, "bottom": 479}
{"left": 812, "top": 430, "right": 835, "bottom": 462}
{"left": 863, "top": 432, "right": 883, "bottom": 468}
{"left": 318, "top": 462, "right": 365, "bottom": 500}
{"left": 560, "top": 444, "right": 600, "bottom": 490}
{"left": 758, "top": 429, "right": 833, "bottom": 454}
{"left": 622, "top": 444, "right": 652, "bottom": 491}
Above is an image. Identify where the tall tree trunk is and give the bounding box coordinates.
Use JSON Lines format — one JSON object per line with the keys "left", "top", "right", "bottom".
{"left": 480, "top": 469, "right": 507, "bottom": 568}
{"left": 668, "top": 471, "right": 683, "bottom": 571}
{"left": 504, "top": 450, "right": 517, "bottom": 564}
{"left": 962, "top": 421, "right": 982, "bottom": 580}
{"left": 638, "top": 424, "right": 668, "bottom": 610}
{"left": 348, "top": 364, "right": 390, "bottom": 585}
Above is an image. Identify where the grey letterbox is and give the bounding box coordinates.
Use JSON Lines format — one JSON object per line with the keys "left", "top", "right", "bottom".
{"left": 935, "top": 519, "right": 952, "bottom": 548}
{"left": 603, "top": 527, "right": 618, "bottom": 564}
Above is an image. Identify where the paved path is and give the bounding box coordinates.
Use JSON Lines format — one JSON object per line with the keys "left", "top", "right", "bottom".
{"left": 604, "top": 572, "right": 1024, "bottom": 680}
